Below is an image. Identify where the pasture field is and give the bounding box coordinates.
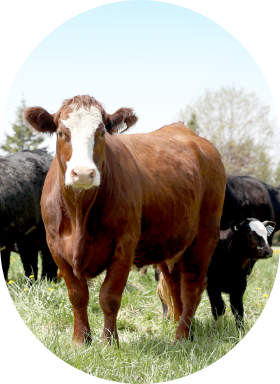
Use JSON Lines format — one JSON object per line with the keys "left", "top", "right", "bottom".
{"left": 6, "top": 249, "right": 279, "bottom": 383}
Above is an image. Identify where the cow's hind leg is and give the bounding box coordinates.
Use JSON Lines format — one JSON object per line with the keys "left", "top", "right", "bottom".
{"left": 177, "top": 261, "right": 206, "bottom": 339}
{"left": 176, "top": 233, "right": 219, "bottom": 339}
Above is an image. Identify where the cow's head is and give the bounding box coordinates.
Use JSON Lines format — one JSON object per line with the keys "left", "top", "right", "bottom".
{"left": 23, "top": 95, "right": 138, "bottom": 189}
{"left": 230, "top": 218, "right": 276, "bottom": 259}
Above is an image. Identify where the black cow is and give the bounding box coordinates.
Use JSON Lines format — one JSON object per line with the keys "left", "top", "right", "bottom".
{"left": 0, "top": 149, "right": 57, "bottom": 280}
{"left": 221, "top": 175, "right": 280, "bottom": 273}
{"left": 157, "top": 175, "right": 280, "bottom": 318}
{"left": 221, "top": 175, "right": 280, "bottom": 234}
{"left": 206, "top": 218, "right": 275, "bottom": 328}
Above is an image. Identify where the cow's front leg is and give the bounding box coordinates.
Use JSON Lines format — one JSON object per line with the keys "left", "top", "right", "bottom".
{"left": 1, "top": 249, "right": 10, "bottom": 280}
{"left": 230, "top": 291, "right": 245, "bottom": 329}
{"left": 53, "top": 255, "right": 91, "bottom": 346}
{"left": 67, "top": 277, "right": 91, "bottom": 345}
{"left": 18, "top": 236, "right": 38, "bottom": 280}
{"left": 99, "top": 245, "right": 133, "bottom": 345}
{"left": 206, "top": 285, "right": 226, "bottom": 320}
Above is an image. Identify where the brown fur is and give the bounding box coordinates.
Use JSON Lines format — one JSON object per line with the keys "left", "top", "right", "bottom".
{"left": 24, "top": 95, "right": 226, "bottom": 346}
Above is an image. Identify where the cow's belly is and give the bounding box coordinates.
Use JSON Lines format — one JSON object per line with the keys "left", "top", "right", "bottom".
{"left": 132, "top": 175, "right": 216, "bottom": 268}
{"left": 209, "top": 267, "right": 246, "bottom": 295}
{"left": 133, "top": 229, "right": 195, "bottom": 268}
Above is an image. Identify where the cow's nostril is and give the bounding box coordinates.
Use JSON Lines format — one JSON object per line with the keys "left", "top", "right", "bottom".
{"left": 71, "top": 169, "right": 79, "bottom": 179}
{"left": 89, "top": 169, "right": 96, "bottom": 179}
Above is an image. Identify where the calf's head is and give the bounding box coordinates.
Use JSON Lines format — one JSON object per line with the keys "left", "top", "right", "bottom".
{"left": 23, "top": 95, "right": 138, "bottom": 189}
{"left": 230, "top": 218, "right": 276, "bottom": 259}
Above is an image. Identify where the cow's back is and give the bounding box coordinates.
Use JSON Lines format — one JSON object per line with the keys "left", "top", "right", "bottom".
{"left": 221, "top": 175, "right": 275, "bottom": 230}
{"left": 263, "top": 182, "right": 280, "bottom": 232}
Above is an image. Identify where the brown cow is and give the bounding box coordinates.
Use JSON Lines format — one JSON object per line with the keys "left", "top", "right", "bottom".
{"left": 23, "top": 95, "right": 226, "bottom": 346}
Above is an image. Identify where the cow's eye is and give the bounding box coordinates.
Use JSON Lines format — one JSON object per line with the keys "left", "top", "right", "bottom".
{"left": 58, "top": 131, "right": 63, "bottom": 137}
{"left": 249, "top": 233, "right": 258, "bottom": 240}
{"left": 101, "top": 130, "right": 106, "bottom": 137}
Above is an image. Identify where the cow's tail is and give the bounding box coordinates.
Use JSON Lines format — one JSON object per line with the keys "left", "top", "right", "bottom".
{"left": 157, "top": 272, "right": 174, "bottom": 320}
{"left": 57, "top": 269, "right": 63, "bottom": 282}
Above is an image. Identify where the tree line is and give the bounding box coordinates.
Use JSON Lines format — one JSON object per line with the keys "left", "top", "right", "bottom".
{"left": 1, "top": 87, "right": 279, "bottom": 186}
{"left": 179, "top": 86, "right": 280, "bottom": 186}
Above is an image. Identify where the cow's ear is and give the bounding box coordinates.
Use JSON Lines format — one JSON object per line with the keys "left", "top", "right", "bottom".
{"left": 262, "top": 221, "right": 276, "bottom": 236}
{"left": 229, "top": 221, "right": 240, "bottom": 232}
{"left": 105, "top": 108, "right": 138, "bottom": 134}
{"left": 23, "top": 107, "right": 57, "bottom": 134}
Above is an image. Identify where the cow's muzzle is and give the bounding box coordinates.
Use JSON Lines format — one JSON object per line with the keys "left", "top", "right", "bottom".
{"left": 70, "top": 166, "right": 97, "bottom": 189}
{"left": 263, "top": 249, "right": 273, "bottom": 258}
{"left": 256, "top": 245, "right": 273, "bottom": 259}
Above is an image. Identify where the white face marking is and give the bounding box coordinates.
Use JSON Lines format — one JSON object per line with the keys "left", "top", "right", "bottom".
{"left": 61, "top": 105, "right": 102, "bottom": 188}
{"left": 249, "top": 221, "right": 268, "bottom": 246}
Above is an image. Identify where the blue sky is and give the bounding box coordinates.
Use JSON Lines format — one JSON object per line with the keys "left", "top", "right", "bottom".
{"left": 0, "top": 0, "right": 278, "bottom": 154}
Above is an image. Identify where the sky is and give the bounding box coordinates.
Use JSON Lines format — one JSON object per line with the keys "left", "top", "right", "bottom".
{"left": 0, "top": 0, "right": 279, "bottom": 156}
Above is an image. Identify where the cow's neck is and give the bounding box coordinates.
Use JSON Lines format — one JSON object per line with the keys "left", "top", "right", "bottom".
{"left": 59, "top": 173, "right": 97, "bottom": 222}
{"left": 227, "top": 233, "right": 250, "bottom": 269}
{"left": 56, "top": 140, "right": 123, "bottom": 278}
{"left": 58, "top": 170, "right": 99, "bottom": 278}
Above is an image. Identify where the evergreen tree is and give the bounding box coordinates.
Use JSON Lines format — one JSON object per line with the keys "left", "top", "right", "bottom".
{"left": 1, "top": 98, "right": 47, "bottom": 154}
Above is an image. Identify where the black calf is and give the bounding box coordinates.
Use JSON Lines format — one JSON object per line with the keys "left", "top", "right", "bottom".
{"left": 206, "top": 218, "right": 275, "bottom": 328}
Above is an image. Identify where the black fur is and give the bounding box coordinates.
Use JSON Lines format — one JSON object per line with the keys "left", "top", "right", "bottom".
{"left": 206, "top": 218, "right": 275, "bottom": 328}
{"left": 0, "top": 149, "right": 57, "bottom": 280}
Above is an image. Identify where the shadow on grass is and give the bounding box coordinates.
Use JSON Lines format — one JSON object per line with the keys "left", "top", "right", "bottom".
{"left": 118, "top": 315, "right": 246, "bottom": 358}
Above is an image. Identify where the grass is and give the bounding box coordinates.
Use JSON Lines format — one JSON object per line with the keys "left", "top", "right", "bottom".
{"left": 5, "top": 249, "right": 279, "bottom": 383}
